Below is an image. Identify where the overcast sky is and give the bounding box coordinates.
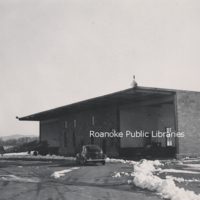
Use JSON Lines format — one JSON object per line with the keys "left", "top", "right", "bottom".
{"left": 1, "top": 0, "right": 200, "bottom": 137}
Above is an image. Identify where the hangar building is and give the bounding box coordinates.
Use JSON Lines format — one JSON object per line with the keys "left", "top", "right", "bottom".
{"left": 18, "top": 86, "right": 200, "bottom": 159}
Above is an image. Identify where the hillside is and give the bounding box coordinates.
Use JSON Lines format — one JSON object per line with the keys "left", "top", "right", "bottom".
{"left": 0, "top": 134, "right": 38, "bottom": 141}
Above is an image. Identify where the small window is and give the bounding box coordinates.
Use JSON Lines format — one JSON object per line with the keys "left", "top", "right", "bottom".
{"left": 65, "top": 121, "right": 67, "bottom": 129}
{"left": 165, "top": 127, "right": 172, "bottom": 146}
{"left": 92, "top": 117, "right": 95, "bottom": 126}
{"left": 74, "top": 119, "right": 76, "bottom": 128}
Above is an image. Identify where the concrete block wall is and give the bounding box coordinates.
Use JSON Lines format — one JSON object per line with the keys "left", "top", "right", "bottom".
{"left": 176, "top": 91, "right": 200, "bottom": 158}
{"left": 58, "top": 105, "right": 118, "bottom": 157}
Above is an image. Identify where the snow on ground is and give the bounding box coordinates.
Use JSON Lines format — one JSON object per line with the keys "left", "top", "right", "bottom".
{"left": 0, "top": 152, "right": 76, "bottom": 161}
{"left": 112, "top": 171, "right": 130, "bottom": 177}
{"left": 165, "top": 176, "right": 200, "bottom": 183}
{"left": 183, "top": 164, "right": 200, "bottom": 168}
{"left": 183, "top": 159, "right": 200, "bottom": 163}
{"left": 109, "top": 158, "right": 200, "bottom": 199}
{"left": 2, "top": 152, "right": 200, "bottom": 199}
{"left": 2, "top": 152, "right": 33, "bottom": 156}
{"left": 51, "top": 167, "right": 80, "bottom": 179}
{"left": 132, "top": 159, "right": 200, "bottom": 200}
{"left": 183, "top": 157, "right": 200, "bottom": 161}
{"left": 112, "top": 172, "right": 121, "bottom": 177}
{"left": 182, "top": 164, "right": 200, "bottom": 171}
{"left": 0, "top": 175, "right": 40, "bottom": 183}
{"left": 105, "top": 157, "right": 137, "bottom": 165}
{"left": 156, "top": 168, "right": 200, "bottom": 174}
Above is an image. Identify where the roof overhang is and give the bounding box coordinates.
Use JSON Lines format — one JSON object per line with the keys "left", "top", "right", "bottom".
{"left": 18, "top": 86, "right": 176, "bottom": 121}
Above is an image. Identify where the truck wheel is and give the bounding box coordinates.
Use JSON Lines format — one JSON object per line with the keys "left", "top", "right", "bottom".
{"left": 102, "top": 161, "right": 105, "bottom": 165}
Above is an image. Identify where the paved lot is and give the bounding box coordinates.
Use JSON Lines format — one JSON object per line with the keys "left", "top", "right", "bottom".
{"left": 0, "top": 159, "right": 162, "bottom": 200}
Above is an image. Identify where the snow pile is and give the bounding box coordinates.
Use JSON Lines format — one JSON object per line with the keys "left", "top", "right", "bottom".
{"left": 2, "top": 152, "right": 32, "bottom": 156}
{"left": 132, "top": 159, "right": 200, "bottom": 200}
{"left": 44, "top": 154, "right": 75, "bottom": 161}
{"left": 105, "top": 157, "right": 136, "bottom": 165}
{"left": 112, "top": 171, "right": 130, "bottom": 177}
{"left": 133, "top": 159, "right": 163, "bottom": 191}
{"left": 112, "top": 172, "right": 121, "bottom": 177}
{"left": 0, "top": 152, "right": 76, "bottom": 161}
{"left": 166, "top": 176, "right": 185, "bottom": 183}
{"left": 120, "top": 172, "right": 129, "bottom": 176}
{"left": 51, "top": 167, "right": 79, "bottom": 179}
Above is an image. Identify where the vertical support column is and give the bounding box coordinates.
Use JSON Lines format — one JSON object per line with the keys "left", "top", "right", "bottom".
{"left": 173, "top": 93, "right": 179, "bottom": 156}
{"left": 116, "top": 104, "right": 121, "bottom": 157}
{"left": 39, "top": 121, "right": 41, "bottom": 142}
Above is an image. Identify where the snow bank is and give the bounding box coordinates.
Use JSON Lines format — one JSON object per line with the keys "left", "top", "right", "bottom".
{"left": 105, "top": 157, "right": 137, "bottom": 165}
{"left": 51, "top": 167, "right": 79, "bottom": 179}
{"left": 132, "top": 159, "right": 200, "bottom": 200}
{"left": 2, "top": 152, "right": 32, "bottom": 156}
{"left": 0, "top": 152, "right": 76, "bottom": 161}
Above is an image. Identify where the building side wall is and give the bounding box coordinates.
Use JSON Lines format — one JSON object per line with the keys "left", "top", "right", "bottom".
{"left": 176, "top": 91, "right": 200, "bottom": 158}
{"left": 58, "top": 105, "right": 118, "bottom": 157}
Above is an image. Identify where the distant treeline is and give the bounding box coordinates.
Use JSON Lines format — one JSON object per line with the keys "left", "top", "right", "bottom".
{"left": 0, "top": 137, "right": 39, "bottom": 146}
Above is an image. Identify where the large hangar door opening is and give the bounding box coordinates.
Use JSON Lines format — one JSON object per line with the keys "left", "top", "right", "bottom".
{"left": 40, "top": 119, "right": 59, "bottom": 147}
{"left": 120, "top": 106, "right": 157, "bottom": 148}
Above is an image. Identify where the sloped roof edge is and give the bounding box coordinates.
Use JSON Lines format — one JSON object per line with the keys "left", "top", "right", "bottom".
{"left": 17, "top": 86, "right": 180, "bottom": 121}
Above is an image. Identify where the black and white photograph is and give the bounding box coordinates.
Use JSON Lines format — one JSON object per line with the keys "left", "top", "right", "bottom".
{"left": 1, "top": 1, "right": 200, "bottom": 199}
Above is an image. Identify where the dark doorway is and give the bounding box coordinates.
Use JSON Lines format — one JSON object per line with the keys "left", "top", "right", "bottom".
{"left": 144, "top": 132, "right": 151, "bottom": 145}
{"left": 73, "top": 132, "right": 76, "bottom": 148}
{"left": 102, "top": 140, "right": 106, "bottom": 154}
{"left": 81, "top": 140, "right": 84, "bottom": 148}
{"left": 91, "top": 135, "right": 94, "bottom": 144}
